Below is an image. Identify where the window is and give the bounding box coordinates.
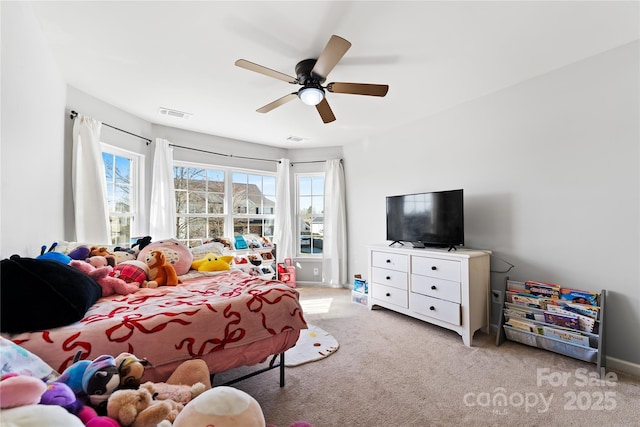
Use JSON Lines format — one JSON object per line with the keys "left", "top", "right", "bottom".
{"left": 173, "top": 164, "right": 275, "bottom": 246}
{"left": 231, "top": 172, "right": 276, "bottom": 240}
{"left": 297, "top": 174, "right": 324, "bottom": 255}
{"left": 101, "top": 145, "right": 143, "bottom": 245}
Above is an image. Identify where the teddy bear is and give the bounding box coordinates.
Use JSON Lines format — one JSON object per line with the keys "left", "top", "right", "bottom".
{"left": 137, "top": 238, "right": 193, "bottom": 275}
{"left": 144, "top": 250, "right": 180, "bottom": 286}
{"left": 106, "top": 388, "right": 183, "bottom": 427}
{"left": 69, "top": 260, "right": 140, "bottom": 297}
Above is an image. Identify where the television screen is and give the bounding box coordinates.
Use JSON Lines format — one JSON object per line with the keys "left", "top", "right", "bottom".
{"left": 386, "top": 189, "right": 464, "bottom": 248}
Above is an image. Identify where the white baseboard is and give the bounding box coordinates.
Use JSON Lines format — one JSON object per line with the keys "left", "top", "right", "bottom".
{"left": 606, "top": 356, "right": 640, "bottom": 378}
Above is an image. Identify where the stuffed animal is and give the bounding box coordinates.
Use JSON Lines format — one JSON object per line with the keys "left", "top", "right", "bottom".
{"left": 137, "top": 238, "right": 193, "bottom": 275}
{"left": 89, "top": 246, "right": 116, "bottom": 266}
{"left": 110, "top": 261, "right": 155, "bottom": 288}
{"left": 106, "top": 388, "right": 183, "bottom": 427}
{"left": 36, "top": 242, "right": 72, "bottom": 264}
{"left": 39, "top": 381, "right": 120, "bottom": 427}
{"left": 139, "top": 381, "right": 206, "bottom": 405}
{"left": 68, "top": 245, "right": 92, "bottom": 260}
{"left": 170, "top": 386, "right": 264, "bottom": 427}
{"left": 70, "top": 260, "right": 140, "bottom": 297}
{"left": 144, "top": 250, "right": 180, "bottom": 286}
{"left": 114, "top": 352, "right": 149, "bottom": 390}
{"left": 191, "top": 253, "right": 234, "bottom": 272}
{"left": 57, "top": 355, "right": 121, "bottom": 414}
{"left": 0, "top": 373, "right": 47, "bottom": 409}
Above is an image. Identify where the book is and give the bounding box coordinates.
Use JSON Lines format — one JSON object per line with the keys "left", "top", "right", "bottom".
{"left": 546, "top": 305, "right": 595, "bottom": 333}
{"left": 560, "top": 288, "right": 599, "bottom": 306}
{"left": 524, "top": 281, "right": 561, "bottom": 298}
{"left": 506, "top": 318, "right": 542, "bottom": 334}
{"left": 543, "top": 311, "right": 580, "bottom": 330}
{"left": 542, "top": 326, "right": 590, "bottom": 348}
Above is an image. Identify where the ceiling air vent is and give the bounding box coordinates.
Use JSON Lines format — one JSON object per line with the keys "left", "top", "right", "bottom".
{"left": 286, "top": 135, "right": 307, "bottom": 143}
{"left": 159, "top": 107, "right": 193, "bottom": 120}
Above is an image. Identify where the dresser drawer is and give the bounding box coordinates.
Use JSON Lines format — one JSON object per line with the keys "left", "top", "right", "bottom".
{"left": 371, "top": 267, "right": 408, "bottom": 290}
{"left": 409, "top": 293, "right": 461, "bottom": 325}
{"left": 371, "top": 251, "right": 408, "bottom": 272}
{"left": 411, "top": 275, "right": 461, "bottom": 303}
{"left": 412, "top": 256, "right": 460, "bottom": 282}
{"left": 372, "top": 283, "right": 408, "bottom": 308}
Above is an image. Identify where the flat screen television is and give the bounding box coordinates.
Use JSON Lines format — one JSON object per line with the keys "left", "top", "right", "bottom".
{"left": 386, "top": 189, "right": 464, "bottom": 249}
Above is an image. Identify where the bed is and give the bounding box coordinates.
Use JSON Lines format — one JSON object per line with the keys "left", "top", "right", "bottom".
{"left": 8, "top": 269, "right": 307, "bottom": 385}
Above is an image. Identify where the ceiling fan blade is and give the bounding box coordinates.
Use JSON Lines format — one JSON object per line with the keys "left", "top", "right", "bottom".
{"left": 256, "top": 93, "right": 298, "bottom": 113}
{"left": 326, "top": 82, "right": 389, "bottom": 97}
{"left": 311, "top": 35, "right": 352, "bottom": 80}
{"left": 315, "top": 98, "right": 336, "bottom": 123}
{"left": 235, "top": 59, "right": 297, "bottom": 84}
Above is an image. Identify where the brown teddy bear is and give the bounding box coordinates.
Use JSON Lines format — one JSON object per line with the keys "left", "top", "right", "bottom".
{"left": 106, "top": 388, "right": 183, "bottom": 427}
{"left": 144, "top": 250, "right": 180, "bottom": 286}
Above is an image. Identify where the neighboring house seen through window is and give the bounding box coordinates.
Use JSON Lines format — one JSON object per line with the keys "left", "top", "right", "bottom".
{"left": 174, "top": 163, "right": 275, "bottom": 247}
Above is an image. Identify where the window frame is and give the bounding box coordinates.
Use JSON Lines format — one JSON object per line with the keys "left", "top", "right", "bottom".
{"left": 296, "top": 172, "right": 325, "bottom": 257}
{"left": 100, "top": 143, "right": 144, "bottom": 244}
{"left": 173, "top": 161, "right": 276, "bottom": 245}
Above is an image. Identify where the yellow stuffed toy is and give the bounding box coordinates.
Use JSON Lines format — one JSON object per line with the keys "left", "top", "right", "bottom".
{"left": 191, "top": 253, "right": 234, "bottom": 272}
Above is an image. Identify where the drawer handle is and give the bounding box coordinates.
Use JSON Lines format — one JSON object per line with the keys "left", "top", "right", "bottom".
{"left": 429, "top": 306, "right": 436, "bottom": 311}
{"left": 431, "top": 285, "right": 437, "bottom": 290}
{"left": 386, "top": 259, "right": 392, "bottom": 263}
{"left": 431, "top": 266, "right": 437, "bottom": 271}
{"left": 386, "top": 293, "right": 391, "bottom": 297}
{"left": 386, "top": 276, "right": 391, "bottom": 280}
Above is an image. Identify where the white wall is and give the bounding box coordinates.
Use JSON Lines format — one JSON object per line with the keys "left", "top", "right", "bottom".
{"left": 1, "top": 2, "right": 67, "bottom": 257}
{"left": 344, "top": 41, "right": 639, "bottom": 369}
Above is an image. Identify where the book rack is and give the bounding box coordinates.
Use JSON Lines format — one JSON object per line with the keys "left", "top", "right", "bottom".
{"left": 496, "top": 279, "right": 606, "bottom": 372}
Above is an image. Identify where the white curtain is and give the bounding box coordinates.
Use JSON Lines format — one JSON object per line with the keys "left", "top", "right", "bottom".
{"left": 322, "top": 159, "right": 347, "bottom": 286}
{"left": 72, "top": 114, "right": 110, "bottom": 243}
{"left": 149, "top": 138, "right": 176, "bottom": 239}
{"left": 274, "top": 158, "right": 294, "bottom": 262}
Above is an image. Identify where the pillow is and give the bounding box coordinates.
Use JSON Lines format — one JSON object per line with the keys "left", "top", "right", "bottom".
{"left": 0, "top": 337, "right": 58, "bottom": 380}
{"left": 190, "top": 242, "right": 225, "bottom": 260}
{"left": 137, "top": 238, "right": 193, "bottom": 275}
{"left": 0, "top": 256, "right": 102, "bottom": 334}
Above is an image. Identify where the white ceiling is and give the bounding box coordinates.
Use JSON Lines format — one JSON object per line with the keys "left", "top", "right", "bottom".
{"left": 28, "top": 1, "right": 638, "bottom": 148}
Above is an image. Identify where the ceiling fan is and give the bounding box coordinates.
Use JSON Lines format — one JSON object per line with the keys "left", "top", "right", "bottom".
{"left": 235, "top": 35, "right": 389, "bottom": 124}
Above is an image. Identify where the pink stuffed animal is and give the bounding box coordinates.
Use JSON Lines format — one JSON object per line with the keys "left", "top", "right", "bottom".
{"left": 70, "top": 260, "right": 140, "bottom": 297}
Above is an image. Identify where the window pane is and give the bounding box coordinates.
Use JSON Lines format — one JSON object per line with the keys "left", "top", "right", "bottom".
{"left": 208, "top": 193, "right": 224, "bottom": 214}
{"left": 174, "top": 167, "right": 188, "bottom": 190}
{"left": 175, "top": 190, "right": 188, "bottom": 213}
{"left": 115, "top": 184, "right": 130, "bottom": 213}
{"left": 189, "top": 192, "right": 206, "bottom": 214}
{"left": 115, "top": 156, "right": 131, "bottom": 184}
{"left": 188, "top": 217, "right": 206, "bottom": 240}
{"left": 103, "top": 153, "right": 114, "bottom": 181}
{"left": 109, "top": 216, "right": 130, "bottom": 246}
{"left": 208, "top": 217, "right": 225, "bottom": 237}
{"left": 297, "top": 174, "right": 324, "bottom": 256}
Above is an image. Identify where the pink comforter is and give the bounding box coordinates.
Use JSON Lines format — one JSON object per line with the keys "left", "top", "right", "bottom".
{"left": 11, "top": 270, "right": 307, "bottom": 380}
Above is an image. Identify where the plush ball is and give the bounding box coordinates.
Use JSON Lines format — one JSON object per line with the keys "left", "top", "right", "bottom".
{"left": 137, "top": 239, "right": 193, "bottom": 275}
{"left": 172, "top": 386, "right": 265, "bottom": 427}
{"left": 0, "top": 373, "right": 47, "bottom": 409}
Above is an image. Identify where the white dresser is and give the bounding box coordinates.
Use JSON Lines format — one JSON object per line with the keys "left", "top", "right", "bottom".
{"left": 367, "top": 244, "right": 490, "bottom": 347}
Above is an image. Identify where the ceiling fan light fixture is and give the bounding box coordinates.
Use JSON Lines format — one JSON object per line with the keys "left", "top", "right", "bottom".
{"left": 298, "top": 87, "right": 325, "bottom": 106}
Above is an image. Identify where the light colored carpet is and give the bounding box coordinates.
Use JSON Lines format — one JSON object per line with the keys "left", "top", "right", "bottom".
{"left": 285, "top": 324, "right": 339, "bottom": 367}
{"left": 213, "top": 287, "right": 640, "bottom": 427}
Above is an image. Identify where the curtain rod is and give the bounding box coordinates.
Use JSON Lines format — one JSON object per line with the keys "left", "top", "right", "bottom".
{"left": 70, "top": 110, "right": 152, "bottom": 145}
{"left": 291, "top": 159, "right": 342, "bottom": 166}
{"left": 169, "top": 143, "right": 281, "bottom": 164}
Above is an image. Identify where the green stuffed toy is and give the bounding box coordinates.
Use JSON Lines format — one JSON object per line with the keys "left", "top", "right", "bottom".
{"left": 191, "top": 254, "right": 234, "bottom": 272}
